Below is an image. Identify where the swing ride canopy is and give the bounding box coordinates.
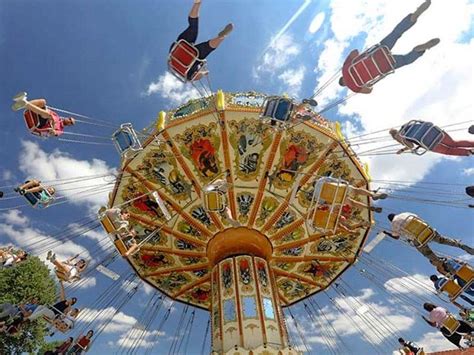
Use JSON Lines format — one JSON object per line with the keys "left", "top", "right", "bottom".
{"left": 108, "top": 91, "right": 372, "bottom": 310}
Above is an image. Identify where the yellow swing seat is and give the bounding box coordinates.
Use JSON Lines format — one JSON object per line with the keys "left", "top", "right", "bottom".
{"left": 312, "top": 208, "right": 340, "bottom": 233}
{"left": 455, "top": 263, "right": 474, "bottom": 285}
{"left": 438, "top": 278, "right": 463, "bottom": 300}
{"left": 401, "top": 216, "right": 435, "bottom": 247}
{"left": 112, "top": 237, "right": 129, "bottom": 256}
{"left": 319, "top": 182, "right": 349, "bottom": 204}
{"left": 442, "top": 315, "right": 460, "bottom": 336}
{"left": 204, "top": 190, "right": 226, "bottom": 212}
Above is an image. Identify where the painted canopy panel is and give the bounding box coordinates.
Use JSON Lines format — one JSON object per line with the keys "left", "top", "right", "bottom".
{"left": 108, "top": 92, "right": 371, "bottom": 310}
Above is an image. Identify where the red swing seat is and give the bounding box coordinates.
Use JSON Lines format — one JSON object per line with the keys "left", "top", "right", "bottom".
{"left": 23, "top": 110, "right": 54, "bottom": 137}
{"left": 342, "top": 45, "right": 396, "bottom": 92}
{"left": 168, "top": 39, "right": 206, "bottom": 82}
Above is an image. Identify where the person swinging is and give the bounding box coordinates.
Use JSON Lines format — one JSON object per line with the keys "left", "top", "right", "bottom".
{"left": 339, "top": 0, "right": 439, "bottom": 94}
{"left": 12, "top": 93, "right": 75, "bottom": 137}
{"left": 169, "top": 0, "right": 233, "bottom": 81}
{"left": 390, "top": 121, "right": 474, "bottom": 157}
{"left": 47, "top": 251, "right": 88, "bottom": 283}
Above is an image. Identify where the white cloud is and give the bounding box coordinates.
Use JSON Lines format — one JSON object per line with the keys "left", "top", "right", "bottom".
{"left": 254, "top": 33, "right": 307, "bottom": 98}
{"left": 1, "top": 169, "right": 13, "bottom": 181}
{"left": 383, "top": 273, "right": 433, "bottom": 297}
{"left": 0, "top": 214, "right": 110, "bottom": 289}
{"left": 0, "top": 222, "right": 92, "bottom": 261}
{"left": 18, "top": 140, "right": 115, "bottom": 209}
{"left": 463, "top": 168, "right": 474, "bottom": 176}
{"left": 0, "top": 209, "right": 28, "bottom": 226}
{"left": 145, "top": 72, "right": 200, "bottom": 106}
{"left": 314, "top": 0, "right": 474, "bottom": 185}
{"left": 84, "top": 307, "right": 165, "bottom": 349}
{"left": 308, "top": 12, "right": 326, "bottom": 34}
{"left": 113, "top": 329, "right": 165, "bottom": 349}
{"left": 256, "top": 33, "right": 301, "bottom": 75}
{"left": 278, "top": 66, "right": 306, "bottom": 97}
{"left": 416, "top": 331, "right": 457, "bottom": 352}
{"left": 288, "top": 288, "right": 415, "bottom": 351}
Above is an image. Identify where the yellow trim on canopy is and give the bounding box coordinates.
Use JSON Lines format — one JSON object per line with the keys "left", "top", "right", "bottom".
{"left": 335, "top": 121, "right": 345, "bottom": 141}
{"left": 157, "top": 111, "right": 166, "bottom": 131}
{"left": 216, "top": 90, "right": 225, "bottom": 110}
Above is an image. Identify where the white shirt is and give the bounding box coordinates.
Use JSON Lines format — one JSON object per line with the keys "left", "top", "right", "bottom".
{"left": 106, "top": 208, "right": 129, "bottom": 231}
{"left": 391, "top": 212, "right": 418, "bottom": 239}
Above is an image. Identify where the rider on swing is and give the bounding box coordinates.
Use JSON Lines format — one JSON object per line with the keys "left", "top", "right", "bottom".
{"left": 339, "top": 0, "right": 439, "bottom": 94}
{"left": 12, "top": 93, "right": 75, "bottom": 136}
{"left": 170, "top": 0, "right": 233, "bottom": 81}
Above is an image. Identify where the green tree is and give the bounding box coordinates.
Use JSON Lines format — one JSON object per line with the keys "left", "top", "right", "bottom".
{"left": 36, "top": 340, "right": 63, "bottom": 355}
{"left": 0, "top": 256, "right": 57, "bottom": 354}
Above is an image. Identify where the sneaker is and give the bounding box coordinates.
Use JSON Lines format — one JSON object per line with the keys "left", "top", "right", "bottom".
{"left": 12, "top": 92, "right": 27, "bottom": 102}
{"left": 411, "top": 0, "right": 431, "bottom": 21}
{"left": 218, "top": 23, "right": 234, "bottom": 38}
{"left": 469, "top": 125, "right": 474, "bottom": 134}
{"left": 46, "top": 251, "right": 53, "bottom": 261}
{"left": 19, "top": 189, "right": 26, "bottom": 195}
{"left": 414, "top": 38, "right": 440, "bottom": 52}
{"left": 11, "top": 99, "right": 27, "bottom": 112}
{"left": 372, "top": 193, "right": 388, "bottom": 200}
{"left": 302, "top": 98, "right": 318, "bottom": 107}
{"left": 13, "top": 187, "right": 20, "bottom": 193}
{"left": 370, "top": 206, "right": 383, "bottom": 213}
{"left": 0, "top": 191, "right": 3, "bottom": 198}
{"left": 50, "top": 253, "right": 56, "bottom": 262}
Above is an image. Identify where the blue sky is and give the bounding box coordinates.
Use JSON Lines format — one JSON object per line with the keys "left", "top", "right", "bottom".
{"left": 0, "top": 0, "right": 473, "bottom": 353}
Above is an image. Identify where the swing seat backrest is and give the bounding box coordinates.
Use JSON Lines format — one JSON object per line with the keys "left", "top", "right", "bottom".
{"left": 23, "top": 110, "right": 53, "bottom": 137}
{"left": 347, "top": 45, "right": 395, "bottom": 88}
{"left": 100, "top": 213, "right": 117, "bottom": 235}
{"left": 113, "top": 237, "right": 128, "bottom": 256}
{"left": 442, "top": 315, "right": 460, "bottom": 336}
{"left": 204, "top": 189, "right": 226, "bottom": 212}
{"left": 438, "top": 278, "right": 462, "bottom": 299}
{"left": 399, "top": 120, "right": 444, "bottom": 155}
{"left": 168, "top": 40, "right": 205, "bottom": 82}
{"left": 261, "top": 97, "right": 295, "bottom": 123}
{"left": 112, "top": 123, "right": 142, "bottom": 157}
{"left": 455, "top": 264, "right": 474, "bottom": 285}
{"left": 312, "top": 208, "right": 339, "bottom": 233}
{"left": 320, "top": 182, "right": 348, "bottom": 204}
{"left": 401, "top": 216, "right": 435, "bottom": 247}
{"left": 24, "top": 190, "right": 53, "bottom": 209}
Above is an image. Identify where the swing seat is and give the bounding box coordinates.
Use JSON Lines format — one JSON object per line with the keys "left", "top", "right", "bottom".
{"left": 203, "top": 181, "right": 228, "bottom": 213}
{"left": 151, "top": 191, "right": 172, "bottom": 221}
{"left": 112, "top": 123, "right": 142, "bottom": 158}
{"left": 260, "top": 96, "right": 295, "bottom": 124}
{"left": 399, "top": 120, "right": 445, "bottom": 155}
{"left": 311, "top": 208, "right": 339, "bottom": 233}
{"left": 342, "top": 45, "right": 395, "bottom": 92}
{"left": 23, "top": 190, "right": 54, "bottom": 209}
{"left": 168, "top": 39, "right": 206, "bottom": 82}
{"left": 204, "top": 189, "right": 226, "bottom": 213}
{"left": 306, "top": 177, "right": 348, "bottom": 234}
{"left": 98, "top": 207, "right": 130, "bottom": 236}
{"left": 438, "top": 278, "right": 463, "bottom": 300}
{"left": 52, "top": 317, "right": 75, "bottom": 333}
{"left": 319, "top": 181, "right": 349, "bottom": 204}
{"left": 112, "top": 236, "right": 129, "bottom": 256}
{"left": 401, "top": 216, "right": 435, "bottom": 247}
{"left": 442, "top": 315, "right": 460, "bottom": 336}
{"left": 23, "top": 110, "right": 54, "bottom": 137}
{"left": 455, "top": 263, "right": 474, "bottom": 285}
